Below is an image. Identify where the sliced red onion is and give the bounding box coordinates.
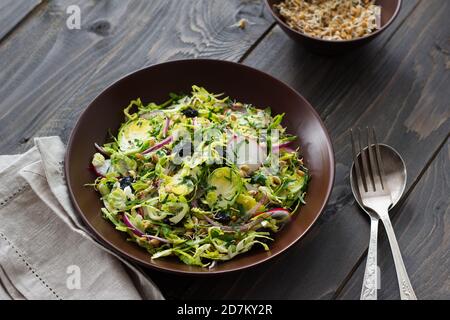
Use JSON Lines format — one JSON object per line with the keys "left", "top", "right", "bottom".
{"left": 162, "top": 117, "right": 171, "bottom": 137}
{"left": 241, "top": 209, "right": 291, "bottom": 231}
{"left": 203, "top": 215, "right": 222, "bottom": 227}
{"left": 254, "top": 208, "right": 290, "bottom": 220}
{"left": 90, "top": 164, "right": 102, "bottom": 177}
{"left": 204, "top": 214, "right": 266, "bottom": 232}
{"left": 247, "top": 195, "right": 268, "bottom": 216}
{"left": 230, "top": 103, "right": 245, "bottom": 111}
{"left": 199, "top": 209, "right": 291, "bottom": 233}
{"left": 232, "top": 216, "right": 267, "bottom": 232}
{"left": 280, "top": 146, "right": 296, "bottom": 153}
{"left": 271, "top": 141, "right": 293, "bottom": 151}
{"left": 91, "top": 160, "right": 111, "bottom": 177}
{"left": 122, "top": 214, "right": 144, "bottom": 237}
{"left": 142, "top": 136, "right": 173, "bottom": 155}
{"left": 242, "top": 208, "right": 291, "bottom": 231}
{"left": 265, "top": 208, "right": 291, "bottom": 229}
{"left": 142, "top": 234, "right": 172, "bottom": 244}
{"left": 271, "top": 142, "right": 296, "bottom": 154}
{"left": 94, "top": 143, "right": 111, "bottom": 157}
{"left": 124, "top": 213, "right": 173, "bottom": 243}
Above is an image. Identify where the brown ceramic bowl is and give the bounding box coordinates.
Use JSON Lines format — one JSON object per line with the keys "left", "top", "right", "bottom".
{"left": 266, "top": 0, "right": 402, "bottom": 54}
{"left": 65, "top": 59, "right": 334, "bottom": 275}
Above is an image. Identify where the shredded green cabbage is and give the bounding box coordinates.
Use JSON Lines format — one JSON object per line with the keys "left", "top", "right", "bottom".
{"left": 90, "top": 86, "right": 310, "bottom": 267}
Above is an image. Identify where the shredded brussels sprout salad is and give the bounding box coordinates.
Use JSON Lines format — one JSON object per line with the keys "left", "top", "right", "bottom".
{"left": 90, "top": 86, "right": 309, "bottom": 267}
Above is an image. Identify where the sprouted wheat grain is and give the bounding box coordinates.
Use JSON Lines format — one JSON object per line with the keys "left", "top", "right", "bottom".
{"left": 275, "top": 0, "right": 381, "bottom": 41}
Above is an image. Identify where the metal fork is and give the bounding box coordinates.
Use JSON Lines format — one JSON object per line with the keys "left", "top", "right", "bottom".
{"left": 351, "top": 128, "right": 380, "bottom": 299}
{"left": 351, "top": 127, "right": 417, "bottom": 300}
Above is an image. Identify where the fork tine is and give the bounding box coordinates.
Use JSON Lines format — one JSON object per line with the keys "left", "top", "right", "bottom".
{"left": 367, "top": 127, "right": 382, "bottom": 190}
{"left": 350, "top": 129, "right": 366, "bottom": 192}
{"left": 358, "top": 128, "right": 372, "bottom": 192}
{"left": 372, "top": 128, "right": 385, "bottom": 190}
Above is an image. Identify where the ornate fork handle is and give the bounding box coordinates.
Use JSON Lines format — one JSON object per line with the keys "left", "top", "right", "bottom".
{"left": 361, "top": 216, "right": 379, "bottom": 299}
{"left": 378, "top": 208, "right": 417, "bottom": 300}
{"left": 361, "top": 216, "right": 379, "bottom": 300}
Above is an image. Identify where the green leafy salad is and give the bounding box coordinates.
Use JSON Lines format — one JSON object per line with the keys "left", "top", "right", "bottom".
{"left": 90, "top": 86, "right": 309, "bottom": 267}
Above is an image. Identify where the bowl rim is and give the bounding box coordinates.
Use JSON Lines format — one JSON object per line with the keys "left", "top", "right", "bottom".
{"left": 265, "top": 0, "right": 402, "bottom": 44}
{"left": 65, "top": 58, "right": 335, "bottom": 275}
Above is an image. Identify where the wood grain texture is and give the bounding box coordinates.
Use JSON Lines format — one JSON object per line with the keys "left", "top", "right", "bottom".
{"left": 339, "top": 139, "right": 450, "bottom": 300}
{"left": 151, "top": 0, "right": 450, "bottom": 299}
{"left": 1, "top": 0, "right": 449, "bottom": 301}
{"left": 0, "top": 0, "right": 273, "bottom": 154}
{"left": 0, "top": 0, "right": 41, "bottom": 42}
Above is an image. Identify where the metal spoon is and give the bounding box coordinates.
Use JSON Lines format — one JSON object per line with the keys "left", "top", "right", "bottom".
{"left": 350, "top": 144, "right": 407, "bottom": 300}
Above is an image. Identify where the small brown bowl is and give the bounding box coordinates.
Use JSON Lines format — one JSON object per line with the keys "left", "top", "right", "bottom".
{"left": 65, "top": 59, "right": 335, "bottom": 275}
{"left": 266, "top": 0, "right": 402, "bottom": 54}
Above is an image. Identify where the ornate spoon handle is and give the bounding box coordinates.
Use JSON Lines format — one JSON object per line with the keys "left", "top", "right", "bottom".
{"left": 379, "top": 209, "right": 417, "bottom": 300}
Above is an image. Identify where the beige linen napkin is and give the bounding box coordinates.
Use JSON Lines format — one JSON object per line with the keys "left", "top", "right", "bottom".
{"left": 0, "top": 137, "right": 164, "bottom": 300}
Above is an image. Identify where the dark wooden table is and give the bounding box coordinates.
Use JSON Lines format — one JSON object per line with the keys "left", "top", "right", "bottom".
{"left": 1, "top": 0, "right": 448, "bottom": 300}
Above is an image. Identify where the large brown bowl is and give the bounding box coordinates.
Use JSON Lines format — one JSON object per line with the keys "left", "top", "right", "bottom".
{"left": 65, "top": 59, "right": 335, "bottom": 275}
{"left": 266, "top": 0, "right": 402, "bottom": 54}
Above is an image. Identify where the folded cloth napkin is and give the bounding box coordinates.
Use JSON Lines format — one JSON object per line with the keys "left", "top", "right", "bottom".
{"left": 0, "top": 137, "right": 164, "bottom": 300}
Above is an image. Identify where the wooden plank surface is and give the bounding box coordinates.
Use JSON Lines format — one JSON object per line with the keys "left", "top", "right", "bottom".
{"left": 339, "top": 139, "right": 450, "bottom": 300}
{"left": 0, "top": 0, "right": 41, "bottom": 42}
{"left": 149, "top": 0, "right": 450, "bottom": 299}
{"left": 0, "top": 0, "right": 273, "bottom": 154}
{"left": 1, "top": 0, "right": 449, "bottom": 300}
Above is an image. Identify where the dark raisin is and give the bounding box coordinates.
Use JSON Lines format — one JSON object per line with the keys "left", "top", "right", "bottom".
{"left": 181, "top": 107, "right": 198, "bottom": 118}
{"left": 215, "top": 212, "right": 231, "bottom": 223}
{"left": 119, "top": 176, "right": 134, "bottom": 190}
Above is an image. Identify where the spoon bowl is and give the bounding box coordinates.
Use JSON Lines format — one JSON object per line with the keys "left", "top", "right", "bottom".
{"left": 350, "top": 144, "right": 407, "bottom": 214}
